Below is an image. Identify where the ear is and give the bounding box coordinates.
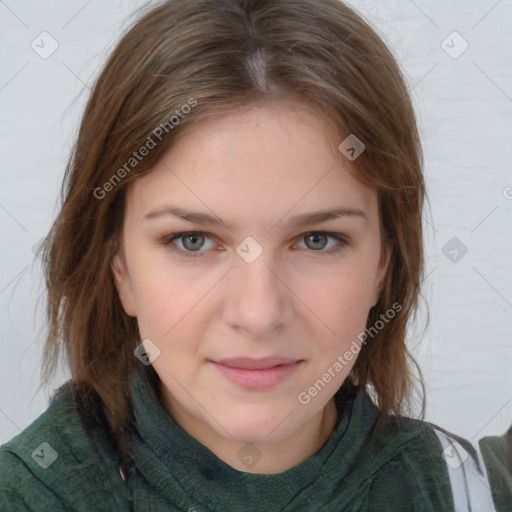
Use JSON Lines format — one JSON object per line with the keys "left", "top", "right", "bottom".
{"left": 111, "top": 246, "right": 137, "bottom": 317}
{"left": 372, "top": 242, "right": 393, "bottom": 307}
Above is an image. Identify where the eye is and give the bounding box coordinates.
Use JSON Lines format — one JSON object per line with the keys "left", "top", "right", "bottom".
{"left": 295, "top": 232, "right": 348, "bottom": 254}
{"left": 160, "top": 230, "right": 348, "bottom": 259}
{"left": 161, "top": 231, "right": 216, "bottom": 258}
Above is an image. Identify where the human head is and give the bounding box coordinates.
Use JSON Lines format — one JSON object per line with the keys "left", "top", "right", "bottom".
{"left": 42, "top": 0, "right": 425, "bottom": 458}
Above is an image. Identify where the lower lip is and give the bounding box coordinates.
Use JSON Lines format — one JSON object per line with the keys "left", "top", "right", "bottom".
{"left": 211, "top": 361, "right": 302, "bottom": 390}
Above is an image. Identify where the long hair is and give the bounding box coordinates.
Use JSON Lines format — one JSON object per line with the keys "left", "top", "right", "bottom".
{"left": 41, "top": 0, "right": 426, "bottom": 463}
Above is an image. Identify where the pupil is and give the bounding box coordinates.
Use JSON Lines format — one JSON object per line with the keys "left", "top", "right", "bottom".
{"left": 308, "top": 234, "right": 326, "bottom": 250}
{"left": 184, "top": 234, "right": 203, "bottom": 251}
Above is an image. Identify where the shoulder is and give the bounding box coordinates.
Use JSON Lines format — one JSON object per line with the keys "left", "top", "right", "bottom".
{"left": 364, "top": 415, "right": 456, "bottom": 510}
{"left": 351, "top": 397, "right": 497, "bottom": 512}
{"left": 478, "top": 425, "right": 512, "bottom": 512}
{"left": 0, "top": 382, "right": 130, "bottom": 511}
{"left": 379, "top": 414, "right": 499, "bottom": 511}
{"left": 332, "top": 389, "right": 457, "bottom": 509}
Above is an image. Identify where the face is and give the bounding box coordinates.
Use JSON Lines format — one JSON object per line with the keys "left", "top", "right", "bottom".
{"left": 112, "top": 98, "right": 391, "bottom": 446}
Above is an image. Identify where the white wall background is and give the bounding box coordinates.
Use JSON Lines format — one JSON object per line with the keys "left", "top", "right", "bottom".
{"left": 1, "top": 0, "right": 511, "bottom": 446}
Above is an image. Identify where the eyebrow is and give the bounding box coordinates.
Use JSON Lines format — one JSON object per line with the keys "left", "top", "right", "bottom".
{"left": 143, "top": 204, "right": 368, "bottom": 230}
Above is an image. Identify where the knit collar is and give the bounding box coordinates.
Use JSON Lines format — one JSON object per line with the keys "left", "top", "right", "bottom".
{"left": 126, "top": 364, "right": 380, "bottom": 511}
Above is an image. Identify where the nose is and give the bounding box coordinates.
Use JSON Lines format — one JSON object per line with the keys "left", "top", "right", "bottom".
{"left": 222, "top": 251, "right": 294, "bottom": 339}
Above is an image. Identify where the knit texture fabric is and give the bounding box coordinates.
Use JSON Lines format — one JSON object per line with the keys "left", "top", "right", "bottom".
{"left": 0, "top": 365, "right": 456, "bottom": 511}
{"left": 479, "top": 426, "right": 512, "bottom": 512}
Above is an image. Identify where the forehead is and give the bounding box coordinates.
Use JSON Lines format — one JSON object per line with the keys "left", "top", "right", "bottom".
{"left": 125, "top": 99, "right": 379, "bottom": 228}
{"left": 167, "top": 98, "right": 342, "bottom": 171}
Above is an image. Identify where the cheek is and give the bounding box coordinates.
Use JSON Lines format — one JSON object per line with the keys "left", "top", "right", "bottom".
{"left": 296, "top": 264, "right": 376, "bottom": 338}
{"left": 131, "top": 262, "right": 222, "bottom": 348}
{"left": 127, "top": 260, "right": 190, "bottom": 337}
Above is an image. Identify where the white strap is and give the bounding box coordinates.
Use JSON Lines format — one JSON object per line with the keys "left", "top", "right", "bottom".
{"left": 432, "top": 427, "right": 496, "bottom": 511}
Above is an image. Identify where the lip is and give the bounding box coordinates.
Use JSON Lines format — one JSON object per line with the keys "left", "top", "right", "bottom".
{"left": 214, "top": 356, "right": 300, "bottom": 369}
{"left": 210, "top": 356, "right": 303, "bottom": 390}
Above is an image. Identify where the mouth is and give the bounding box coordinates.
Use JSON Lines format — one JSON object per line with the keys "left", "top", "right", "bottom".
{"left": 213, "top": 356, "right": 301, "bottom": 369}
{"left": 209, "top": 356, "right": 303, "bottom": 390}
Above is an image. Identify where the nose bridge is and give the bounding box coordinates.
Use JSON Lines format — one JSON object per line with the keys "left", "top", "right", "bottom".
{"left": 236, "top": 250, "right": 279, "bottom": 289}
{"left": 235, "top": 242, "right": 284, "bottom": 304}
{"left": 224, "top": 238, "right": 292, "bottom": 335}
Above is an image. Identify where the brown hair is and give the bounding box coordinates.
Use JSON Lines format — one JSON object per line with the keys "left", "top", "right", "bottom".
{"left": 40, "top": 0, "right": 426, "bottom": 463}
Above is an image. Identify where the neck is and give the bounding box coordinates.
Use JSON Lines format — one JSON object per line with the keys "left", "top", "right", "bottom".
{"left": 158, "top": 381, "right": 339, "bottom": 474}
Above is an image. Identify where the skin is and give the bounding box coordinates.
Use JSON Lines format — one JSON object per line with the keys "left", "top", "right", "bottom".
{"left": 112, "top": 98, "right": 392, "bottom": 474}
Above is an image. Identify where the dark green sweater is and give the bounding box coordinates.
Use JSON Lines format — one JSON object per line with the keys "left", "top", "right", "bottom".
{"left": 0, "top": 365, "right": 469, "bottom": 511}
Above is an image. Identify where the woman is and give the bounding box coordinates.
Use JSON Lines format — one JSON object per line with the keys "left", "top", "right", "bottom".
{"left": 0, "top": 0, "right": 508, "bottom": 510}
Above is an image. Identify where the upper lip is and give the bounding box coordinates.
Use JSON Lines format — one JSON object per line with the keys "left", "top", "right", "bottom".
{"left": 212, "top": 356, "right": 301, "bottom": 370}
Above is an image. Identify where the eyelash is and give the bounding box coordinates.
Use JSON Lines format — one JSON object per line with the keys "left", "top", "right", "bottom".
{"left": 159, "top": 231, "right": 349, "bottom": 259}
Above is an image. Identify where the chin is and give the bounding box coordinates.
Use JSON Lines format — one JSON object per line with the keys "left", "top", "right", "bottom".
{"left": 210, "top": 405, "right": 302, "bottom": 444}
